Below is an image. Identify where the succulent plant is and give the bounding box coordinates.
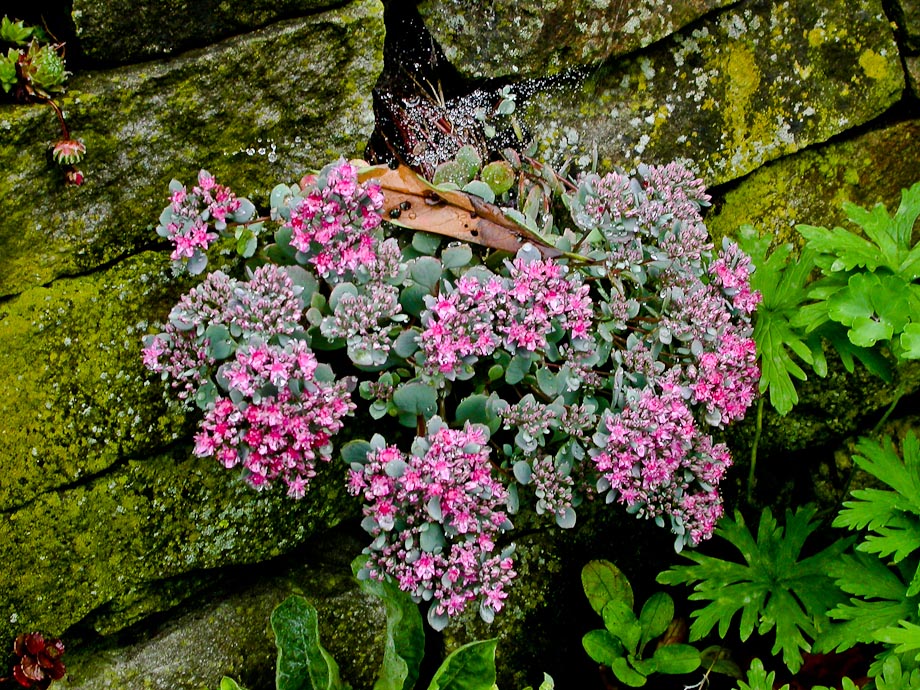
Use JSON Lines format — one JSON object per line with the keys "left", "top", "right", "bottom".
{"left": 18, "top": 40, "right": 68, "bottom": 96}
{"left": 9, "top": 632, "right": 66, "bottom": 689}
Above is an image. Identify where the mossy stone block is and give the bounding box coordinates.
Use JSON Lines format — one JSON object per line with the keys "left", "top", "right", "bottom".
{"left": 0, "top": 251, "right": 191, "bottom": 511}
{"left": 0, "top": 443, "right": 357, "bottom": 644}
{"left": 0, "top": 0, "right": 384, "bottom": 297}
{"left": 56, "top": 533, "right": 384, "bottom": 690}
{"left": 707, "top": 119, "right": 920, "bottom": 247}
{"left": 417, "top": 0, "right": 734, "bottom": 79}
{"left": 526, "top": 0, "right": 904, "bottom": 186}
{"left": 72, "top": 0, "right": 342, "bottom": 64}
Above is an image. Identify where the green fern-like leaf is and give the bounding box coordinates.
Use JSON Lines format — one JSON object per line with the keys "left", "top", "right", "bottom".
{"left": 877, "top": 621, "right": 920, "bottom": 662}
{"left": 797, "top": 182, "right": 920, "bottom": 359}
{"left": 735, "top": 227, "right": 824, "bottom": 415}
{"left": 732, "top": 659, "right": 790, "bottom": 690}
{"left": 657, "top": 506, "right": 849, "bottom": 674}
{"left": 833, "top": 433, "right": 920, "bottom": 595}
{"left": 797, "top": 182, "right": 920, "bottom": 277}
{"left": 815, "top": 551, "right": 917, "bottom": 655}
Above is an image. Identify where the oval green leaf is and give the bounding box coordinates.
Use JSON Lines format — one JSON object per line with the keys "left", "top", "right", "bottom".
{"left": 582, "top": 560, "right": 634, "bottom": 615}
{"left": 427, "top": 638, "right": 497, "bottom": 690}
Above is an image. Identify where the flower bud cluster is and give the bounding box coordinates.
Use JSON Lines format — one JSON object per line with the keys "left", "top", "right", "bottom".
{"left": 157, "top": 170, "right": 242, "bottom": 267}
{"left": 348, "top": 420, "right": 515, "bottom": 628}
{"left": 592, "top": 387, "right": 731, "bottom": 548}
{"left": 321, "top": 283, "right": 403, "bottom": 366}
{"left": 195, "top": 340, "right": 355, "bottom": 497}
{"left": 142, "top": 270, "right": 238, "bottom": 402}
{"left": 287, "top": 159, "right": 385, "bottom": 280}
{"left": 419, "top": 252, "right": 593, "bottom": 381}
{"left": 142, "top": 266, "right": 303, "bottom": 403}
{"left": 565, "top": 162, "right": 759, "bottom": 547}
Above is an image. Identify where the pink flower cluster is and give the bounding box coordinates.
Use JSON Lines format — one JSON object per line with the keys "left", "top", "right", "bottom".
{"left": 419, "top": 273, "right": 504, "bottom": 379}
{"left": 142, "top": 270, "right": 238, "bottom": 402}
{"left": 142, "top": 266, "right": 303, "bottom": 403}
{"left": 287, "top": 159, "right": 385, "bottom": 279}
{"left": 592, "top": 387, "right": 732, "bottom": 547}
{"left": 641, "top": 162, "right": 711, "bottom": 222}
{"left": 709, "top": 239, "right": 762, "bottom": 316}
{"left": 195, "top": 340, "right": 355, "bottom": 498}
{"left": 348, "top": 421, "right": 515, "bottom": 626}
{"left": 688, "top": 333, "right": 760, "bottom": 427}
{"left": 502, "top": 255, "right": 593, "bottom": 352}
{"left": 159, "top": 170, "right": 242, "bottom": 262}
{"left": 419, "top": 254, "right": 593, "bottom": 380}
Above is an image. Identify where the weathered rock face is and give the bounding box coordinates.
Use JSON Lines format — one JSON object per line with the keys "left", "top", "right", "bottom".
{"left": 0, "top": 252, "right": 187, "bottom": 510}
{"left": 1, "top": 0, "right": 919, "bottom": 683}
{"left": 707, "top": 119, "right": 920, "bottom": 246}
{"left": 892, "top": 0, "right": 920, "bottom": 51}
{"left": 0, "top": 0, "right": 382, "bottom": 652}
{"left": 0, "top": 0, "right": 384, "bottom": 298}
{"left": 55, "top": 531, "right": 384, "bottom": 690}
{"left": 416, "top": 0, "right": 736, "bottom": 79}
{"left": 525, "top": 0, "right": 904, "bottom": 185}
{"left": 72, "top": 0, "right": 342, "bottom": 65}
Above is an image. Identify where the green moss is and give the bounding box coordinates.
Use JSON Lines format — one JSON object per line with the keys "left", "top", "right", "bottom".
{"left": 707, "top": 119, "right": 920, "bottom": 246}
{"left": 73, "top": 0, "right": 342, "bottom": 64}
{"left": 1, "top": 443, "right": 359, "bottom": 643}
{"left": 0, "top": 0, "right": 384, "bottom": 298}
{"left": 0, "top": 251, "right": 194, "bottom": 510}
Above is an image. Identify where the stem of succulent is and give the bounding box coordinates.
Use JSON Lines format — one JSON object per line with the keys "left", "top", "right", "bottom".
{"left": 872, "top": 380, "right": 905, "bottom": 434}
{"left": 41, "top": 95, "right": 69, "bottom": 140}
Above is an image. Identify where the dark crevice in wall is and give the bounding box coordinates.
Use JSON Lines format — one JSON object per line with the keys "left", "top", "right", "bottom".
{"left": 365, "top": 0, "right": 535, "bottom": 175}
{"left": 8, "top": 0, "right": 79, "bottom": 63}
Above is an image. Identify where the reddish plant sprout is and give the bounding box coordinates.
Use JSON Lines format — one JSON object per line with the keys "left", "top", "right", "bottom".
{"left": 349, "top": 419, "right": 515, "bottom": 630}
{"left": 50, "top": 139, "right": 84, "bottom": 166}
{"left": 7, "top": 633, "right": 65, "bottom": 689}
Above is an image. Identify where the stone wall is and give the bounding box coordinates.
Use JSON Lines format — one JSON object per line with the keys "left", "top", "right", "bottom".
{"left": 1, "top": 0, "right": 918, "bottom": 687}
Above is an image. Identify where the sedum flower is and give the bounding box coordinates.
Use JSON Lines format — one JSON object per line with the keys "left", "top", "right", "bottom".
{"left": 350, "top": 419, "right": 515, "bottom": 629}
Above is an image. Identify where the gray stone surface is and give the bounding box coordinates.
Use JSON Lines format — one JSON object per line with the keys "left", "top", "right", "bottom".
{"left": 525, "top": 0, "right": 904, "bottom": 186}
{"left": 72, "top": 0, "right": 343, "bottom": 65}
{"left": 0, "top": 0, "right": 384, "bottom": 298}
{"left": 56, "top": 533, "right": 385, "bottom": 690}
{"left": 417, "top": 0, "right": 736, "bottom": 79}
